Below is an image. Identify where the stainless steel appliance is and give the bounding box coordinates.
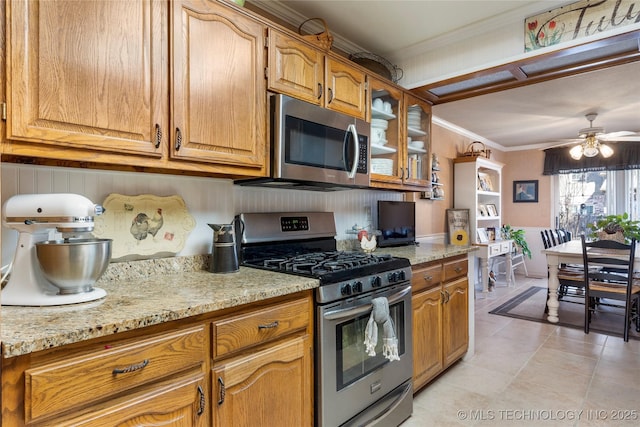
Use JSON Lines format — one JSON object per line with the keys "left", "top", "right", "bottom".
{"left": 1, "top": 193, "right": 110, "bottom": 306}
{"left": 237, "top": 212, "right": 413, "bottom": 427}
{"left": 235, "top": 94, "right": 370, "bottom": 191}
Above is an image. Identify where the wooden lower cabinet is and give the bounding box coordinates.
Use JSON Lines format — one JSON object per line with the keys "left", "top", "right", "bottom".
{"left": 211, "top": 293, "right": 313, "bottom": 427}
{"left": 212, "top": 335, "right": 312, "bottom": 426}
{"left": 48, "top": 374, "right": 207, "bottom": 427}
{"left": 0, "top": 291, "right": 313, "bottom": 427}
{"left": 412, "top": 256, "right": 469, "bottom": 392}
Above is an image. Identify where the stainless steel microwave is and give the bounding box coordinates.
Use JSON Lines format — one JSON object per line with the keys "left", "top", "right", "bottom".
{"left": 236, "top": 94, "right": 370, "bottom": 191}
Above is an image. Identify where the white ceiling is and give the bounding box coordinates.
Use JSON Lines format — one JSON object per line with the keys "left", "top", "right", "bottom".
{"left": 251, "top": 0, "right": 640, "bottom": 151}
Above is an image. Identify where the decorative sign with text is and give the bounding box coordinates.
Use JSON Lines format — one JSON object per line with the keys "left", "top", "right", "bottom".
{"left": 525, "top": 0, "right": 640, "bottom": 51}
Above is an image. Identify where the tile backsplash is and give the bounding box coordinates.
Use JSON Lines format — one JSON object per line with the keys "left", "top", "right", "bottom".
{"left": 1, "top": 164, "right": 402, "bottom": 265}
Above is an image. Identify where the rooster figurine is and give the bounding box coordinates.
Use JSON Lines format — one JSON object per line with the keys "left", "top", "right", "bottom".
{"left": 359, "top": 231, "right": 377, "bottom": 253}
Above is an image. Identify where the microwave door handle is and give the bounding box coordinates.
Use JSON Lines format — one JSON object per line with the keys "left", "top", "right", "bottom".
{"left": 346, "top": 124, "right": 359, "bottom": 179}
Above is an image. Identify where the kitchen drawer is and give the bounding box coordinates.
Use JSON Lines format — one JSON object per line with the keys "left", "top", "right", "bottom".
{"left": 213, "top": 298, "right": 310, "bottom": 359}
{"left": 443, "top": 258, "right": 468, "bottom": 282}
{"left": 412, "top": 263, "right": 443, "bottom": 293}
{"left": 25, "top": 325, "right": 206, "bottom": 423}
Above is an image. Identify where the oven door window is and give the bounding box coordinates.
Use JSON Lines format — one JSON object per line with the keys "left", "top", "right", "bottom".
{"left": 284, "top": 115, "right": 355, "bottom": 171}
{"left": 336, "top": 302, "right": 405, "bottom": 390}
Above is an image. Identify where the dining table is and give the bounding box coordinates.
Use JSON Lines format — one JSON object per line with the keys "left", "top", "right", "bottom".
{"left": 542, "top": 239, "right": 640, "bottom": 323}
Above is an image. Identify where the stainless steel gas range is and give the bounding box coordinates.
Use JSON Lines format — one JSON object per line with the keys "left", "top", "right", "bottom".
{"left": 236, "top": 212, "right": 413, "bottom": 427}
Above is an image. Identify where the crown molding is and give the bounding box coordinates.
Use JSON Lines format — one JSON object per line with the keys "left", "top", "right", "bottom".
{"left": 248, "top": 1, "right": 367, "bottom": 54}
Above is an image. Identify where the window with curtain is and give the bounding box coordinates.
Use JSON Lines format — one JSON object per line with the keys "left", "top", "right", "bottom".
{"left": 548, "top": 141, "right": 640, "bottom": 238}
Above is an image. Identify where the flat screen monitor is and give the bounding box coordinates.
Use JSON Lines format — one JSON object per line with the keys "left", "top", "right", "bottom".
{"left": 377, "top": 201, "right": 416, "bottom": 247}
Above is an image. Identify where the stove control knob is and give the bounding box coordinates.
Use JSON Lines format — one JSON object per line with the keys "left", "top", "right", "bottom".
{"left": 371, "top": 276, "right": 382, "bottom": 288}
{"left": 353, "top": 281, "right": 363, "bottom": 293}
{"left": 397, "top": 270, "right": 406, "bottom": 281}
{"left": 388, "top": 272, "right": 398, "bottom": 282}
{"left": 341, "top": 283, "right": 352, "bottom": 296}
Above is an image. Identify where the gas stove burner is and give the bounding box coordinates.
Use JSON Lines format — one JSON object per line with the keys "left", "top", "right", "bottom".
{"left": 257, "top": 251, "right": 397, "bottom": 276}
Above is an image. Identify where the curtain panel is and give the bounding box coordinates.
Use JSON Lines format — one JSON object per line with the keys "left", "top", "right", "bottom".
{"left": 543, "top": 142, "right": 640, "bottom": 175}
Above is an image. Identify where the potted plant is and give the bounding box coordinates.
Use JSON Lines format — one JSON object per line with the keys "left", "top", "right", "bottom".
{"left": 500, "top": 224, "right": 532, "bottom": 258}
{"left": 587, "top": 212, "right": 640, "bottom": 243}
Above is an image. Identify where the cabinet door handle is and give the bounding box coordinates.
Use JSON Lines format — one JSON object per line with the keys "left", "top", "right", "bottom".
{"left": 175, "top": 127, "right": 182, "bottom": 151}
{"left": 399, "top": 167, "right": 404, "bottom": 179}
{"left": 444, "top": 290, "right": 450, "bottom": 303}
{"left": 154, "top": 124, "right": 162, "bottom": 149}
{"left": 327, "top": 87, "right": 333, "bottom": 103}
{"left": 218, "top": 377, "right": 226, "bottom": 405}
{"left": 423, "top": 275, "right": 433, "bottom": 282}
{"left": 258, "top": 320, "right": 279, "bottom": 330}
{"left": 112, "top": 359, "right": 149, "bottom": 375}
{"left": 440, "top": 290, "right": 446, "bottom": 304}
{"left": 197, "top": 385, "right": 206, "bottom": 416}
{"left": 317, "top": 83, "right": 323, "bottom": 99}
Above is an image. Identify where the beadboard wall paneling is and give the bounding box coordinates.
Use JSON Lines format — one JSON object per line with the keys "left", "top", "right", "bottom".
{"left": 1, "top": 164, "right": 402, "bottom": 266}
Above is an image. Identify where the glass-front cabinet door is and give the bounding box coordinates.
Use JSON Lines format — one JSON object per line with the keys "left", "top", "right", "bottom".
{"left": 403, "top": 94, "right": 432, "bottom": 188}
{"left": 369, "top": 77, "right": 404, "bottom": 189}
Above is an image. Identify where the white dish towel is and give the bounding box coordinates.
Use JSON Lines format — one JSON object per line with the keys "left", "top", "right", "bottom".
{"left": 364, "top": 297, "right": 400, "bottom": 361}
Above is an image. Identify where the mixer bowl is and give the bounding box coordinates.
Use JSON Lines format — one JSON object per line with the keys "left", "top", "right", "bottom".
{"left": 35, "top": 238, "right": 112, "bottom": 294}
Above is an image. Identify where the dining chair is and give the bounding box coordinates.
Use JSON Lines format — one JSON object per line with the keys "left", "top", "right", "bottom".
{"left": 541, "top": 230, "right": 551, "bottom": 249}
{"left": 541, "top": 229, "right": 584, "bottom": 313}
{"left": 581, "top": 235, "right": 640, "bottom": 342}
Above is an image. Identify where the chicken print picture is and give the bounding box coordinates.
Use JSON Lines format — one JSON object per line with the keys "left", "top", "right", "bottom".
{"left": 93, "top": 194, "right": 196, "bottom": 261}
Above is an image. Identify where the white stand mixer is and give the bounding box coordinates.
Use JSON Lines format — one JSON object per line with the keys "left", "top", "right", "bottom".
{"left": 2, "top": 193, "right": 108, "bottom": 306}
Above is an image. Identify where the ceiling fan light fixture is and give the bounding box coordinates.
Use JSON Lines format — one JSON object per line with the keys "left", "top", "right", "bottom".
{"left": 583, "top": 145, "right": 600, "bottom": 157}
{"left": 569, "top": 144, "right": 583, "bottom": 160}
{"left": 599, "top": 144, "right": 614, "bottom": 158}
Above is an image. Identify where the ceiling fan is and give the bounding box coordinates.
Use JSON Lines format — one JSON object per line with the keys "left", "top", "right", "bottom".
{"left": 550, "top": 113, "right": 640, "bottom": 160}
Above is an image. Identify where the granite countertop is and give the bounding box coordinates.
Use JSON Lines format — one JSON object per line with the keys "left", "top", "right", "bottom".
{"left": 0, "top": 243, "right": 476, "bottom": 359}
{"left": 0, "top": 256, "right": 318, "bottom": 358}
{"left": 378, "top": 241, "right": 477, "bottom": 265}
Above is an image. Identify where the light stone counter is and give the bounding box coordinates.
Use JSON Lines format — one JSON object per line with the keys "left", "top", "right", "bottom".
{"left": 376, "top": 241, "right": 478, "bottom": 265}
{"left": 0, "top": 256, "right": 318, "bottom": 358}
{"left": 1, "top": 245, "right": 476, "bottom": 359}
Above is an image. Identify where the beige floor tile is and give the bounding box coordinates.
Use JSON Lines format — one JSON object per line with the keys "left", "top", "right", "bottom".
{"left": 407, "top": 275, "right": 640, "bottom": 427}
{"left": 592, "top": 358, "right": 640, "bottom": 392}
{"left": 542, "top": 334, "right": 604, "bottom": 359}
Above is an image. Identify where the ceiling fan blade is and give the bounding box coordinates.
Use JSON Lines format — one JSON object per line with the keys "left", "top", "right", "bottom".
{"left": 544, "top": 139, "right": 582, "bottom": 149}
{"left": 600, "top": 135, "right": 640, "bottom": 142}
{"left": 598, "top": 131, "right": 638, "bottom": 141}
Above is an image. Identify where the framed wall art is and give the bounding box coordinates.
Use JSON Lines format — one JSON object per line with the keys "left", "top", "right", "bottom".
{"left": 446, "top": 209, "right": 470, "bottom": 246}
{"left": 513, "top": 180, "right": 538, "bottom": 203}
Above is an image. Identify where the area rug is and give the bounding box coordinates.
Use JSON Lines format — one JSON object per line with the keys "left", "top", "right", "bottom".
{"left": 489, "top": 286, "right": 640, "bottom": 340}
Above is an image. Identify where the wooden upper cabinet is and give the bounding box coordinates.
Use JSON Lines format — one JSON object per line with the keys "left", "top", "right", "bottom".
{"left": 325, "top": 57, "right": 366, "bottom": 119}
{"left": 171, "top": 0, "right": 267, "bottom": 168}
{"left": 267, "top": 29, "right": 324, "bottom": 105}
{"left": 267, "top": 29, "right": 366, "bottom": 120}
{"left": 6, "top": 0, "right": 168, "bottom": 157}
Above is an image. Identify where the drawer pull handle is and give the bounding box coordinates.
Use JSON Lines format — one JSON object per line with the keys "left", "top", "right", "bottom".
{"left": 423, "top": 275, "right": 433, "bottom": 282}
{"left": 258, "top": 320, "right": 279, "bottom": 330}
{"left": 454, "top": 267, "right": 463, "bottom": 273}
{"left": 197, "top": 385, "right": 206, "bottom": 416}
{"left": 112, "top": 359, "right": 149, "bottom": 375}
{"left": 218, "top": 377, "right": 226, "bottom": 405}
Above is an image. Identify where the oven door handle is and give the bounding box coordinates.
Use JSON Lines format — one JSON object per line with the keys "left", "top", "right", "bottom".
{"left": 323, "top": 285, "right": 411, "bottom": 321}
